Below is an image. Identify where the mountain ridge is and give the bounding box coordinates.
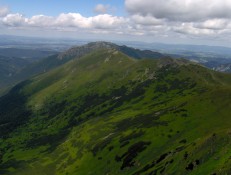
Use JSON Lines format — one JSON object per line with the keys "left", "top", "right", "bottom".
{"left": 57, "top": 41, "right": 164, "bottom": 60}
{"left": 0, "top": 42, "right": 165, "bottom": 91}
{"left": 0, "top": 44, "right": 231, "bottom": 175}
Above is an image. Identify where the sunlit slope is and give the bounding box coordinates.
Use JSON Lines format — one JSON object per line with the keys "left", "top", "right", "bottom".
{"left": 0, "top": 49, "right": 231, "bottom": 175}
{"left": 12, "top": 41, "right": 164, "bottom": 88}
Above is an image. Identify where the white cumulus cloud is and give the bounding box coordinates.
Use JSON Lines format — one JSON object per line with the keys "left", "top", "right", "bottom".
{"left": 91, "top": 14, "right": 127, "bottom": 29}
{"left": 131, "top": 14, "right": 164, "bottom": 26}
{"left": 28, "top": 15, "right": 54, "bottom": 27}
{"left": 1, "top": 1, "right": 231, "bottom": 44}
{"left": 173, "top": 23, "right": 216, "bottom": 36}
{"left": 125, "top": 0, "right": 231, "bottom": 22}
{"left": 195, "top": 19, "right": 229, "bottom": 30}
{"left": 55, "top": 13, "right": 92, "bottom": 28}
{"left": 0, "top": 11, "right": 128, "bottom": 34}
{"left": 2, "top": 13, "right": 27, "bottom": 26}
{"left": 124, "top": 0, "right": 231, "bottom": 41}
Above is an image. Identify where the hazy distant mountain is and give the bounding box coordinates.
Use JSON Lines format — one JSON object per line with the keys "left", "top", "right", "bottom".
{"left": 122, "top": 41, "right": 231, "bottom": 71}
{"left": 0, "top": 55, "right": 29, "bottom": 87}
{"left": 0, "top": 35, "right": 87, "bottom": 51}
{"left": 124, "top": 41, "right": 231, "bottom": 57}
{"left": 0, "top": 48, "right": 57, "bottom": 60}
{"left": 2, "top": 34, "right": 231, "bottom": 71}
{"left": 0, "top": 47, "right": 58, "bottom": 91}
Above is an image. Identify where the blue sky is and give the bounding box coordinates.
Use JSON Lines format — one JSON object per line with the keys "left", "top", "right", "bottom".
{"left": 0, "top": 0, "right": 125, "bottom": 17}
{"left": 1, "top": 0, "right": 231, "bottom": 46}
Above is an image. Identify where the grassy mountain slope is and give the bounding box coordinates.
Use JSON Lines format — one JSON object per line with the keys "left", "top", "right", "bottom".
{"left": 0, "top": 55, "right": 30, "bottom": 89}
{"left": 11, "top": 42, "right": 164, "bottom": 88}
{"left": 0, "top": 48, "right": 58, "bottom": 92}
{"left": 0, "top": 48, "right": 231, "bottom": 175}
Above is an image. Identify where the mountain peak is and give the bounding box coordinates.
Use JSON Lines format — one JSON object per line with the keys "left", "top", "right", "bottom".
{"left": 57, "top": 41, "right": 164, "bottom": 60}
{"left": 86, "top": 41, "right": 118, "bottom": 48}
{"left": 57, "top": 41, "right": 118, "bottom": 60}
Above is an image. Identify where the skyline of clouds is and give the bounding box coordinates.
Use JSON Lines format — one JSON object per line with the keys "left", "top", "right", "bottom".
{"left": 1, "top": 0, "right": 231, "bottom": 45}
{"left": 125, "top": 0, "right": 231, "bottom": 22}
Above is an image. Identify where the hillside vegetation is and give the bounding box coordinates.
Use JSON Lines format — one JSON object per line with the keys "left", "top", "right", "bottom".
{"left": 0, "top": 45, "right": 231, "bottom": 175}
{"left": 0, "top": 42, "right": 164, "bottom": 94}
{"left": 0, "top": 48, "right": 57, "bottom": 91}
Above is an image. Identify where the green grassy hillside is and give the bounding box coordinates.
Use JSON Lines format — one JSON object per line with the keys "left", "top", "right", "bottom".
{"left": 2, "top": 42, "right": 164, "bottom": 95}
{"left": 0, "top": 48, "right": 58, "bottom": 91}
{"left": 0, "top": 48, "right": 231, "bottom": 175}
{"left": 0, "top": 55, "right": 29, "bottom": 88}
